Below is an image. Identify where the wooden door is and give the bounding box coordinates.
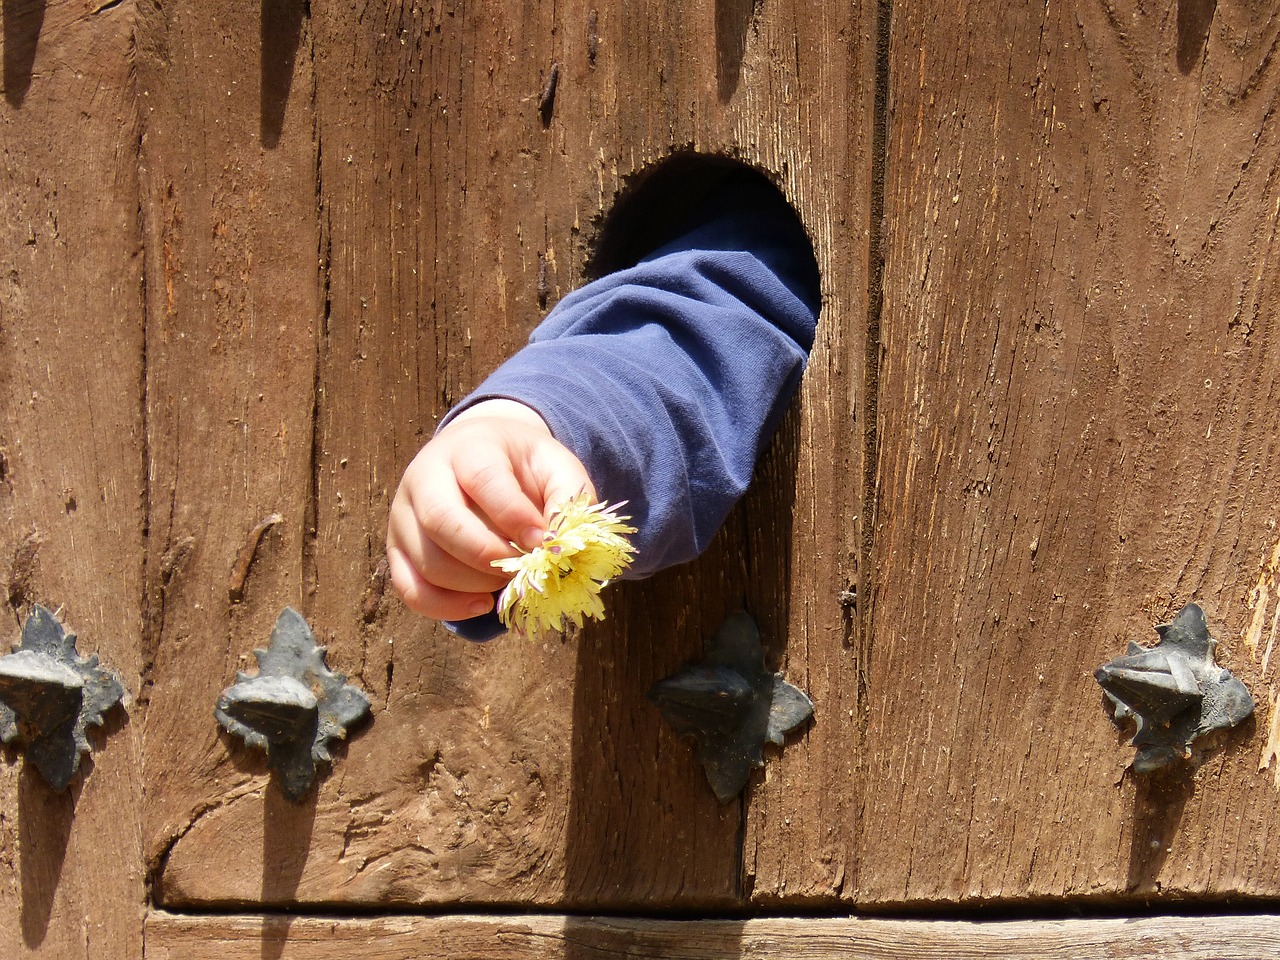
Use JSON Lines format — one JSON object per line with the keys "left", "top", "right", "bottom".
{"left": 5, "top": 0, "right": 1280, "bottom": 957}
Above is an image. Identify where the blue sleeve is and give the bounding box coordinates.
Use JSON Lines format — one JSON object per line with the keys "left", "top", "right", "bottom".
{"left": 443, "top": 177, "right": 820, "bottom": 641}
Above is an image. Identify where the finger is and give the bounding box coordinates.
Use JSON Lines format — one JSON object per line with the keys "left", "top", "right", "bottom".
{"left": 453, "top": 450, "right": 548, "bottom": 550}
{"left": 389, "top": 486, "right": 512, "bottom": 592}
{"left": 416, "top": 535, "right": 511, "bottom": 594}
{"left": 387, "top": 547, "right": 497, "bottom": 622}
{"left": 387, "top": 514, "right": 511, "bottom": 597}
{"left": 528, "top": 439, "right": 597, "bottom": 520}
{"left": 406, "top": 458, "right": 522, "bottom": 569}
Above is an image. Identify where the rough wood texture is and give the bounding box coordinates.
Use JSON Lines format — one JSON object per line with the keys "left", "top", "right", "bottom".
{"left": 150, "top": 0, "right": 869, "bottom": 910}
{"left": 134, "top": 0, "right": 323, "bottom": 898}
{"left": 11, "top": 0, "right": 1280, "bottom": 938}
{"left": 145, "top": 911, "right": 1280, "bottom": 959}
{"left": 735, "top": 0, "right": 871, "bottom": 906}
{"left": 861, "top": 0, "right": 1280, "bottom": 905}
{"left": 0, "top": 0, "right": 145, "bottom": 956}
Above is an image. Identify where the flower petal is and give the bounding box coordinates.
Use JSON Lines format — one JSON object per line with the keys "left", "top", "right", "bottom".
{"left": 492, "top": 495, "right": 636, "bottom": 640}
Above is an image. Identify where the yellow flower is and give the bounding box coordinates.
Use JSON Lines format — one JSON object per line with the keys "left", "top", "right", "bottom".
{"left": 492, "top": 494, "right": 637, "bottom": 640}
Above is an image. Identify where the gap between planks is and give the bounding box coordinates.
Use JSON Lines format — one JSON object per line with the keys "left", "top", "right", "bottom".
{"left": 144, "top": 910, "right": 1280, "bottom": 959}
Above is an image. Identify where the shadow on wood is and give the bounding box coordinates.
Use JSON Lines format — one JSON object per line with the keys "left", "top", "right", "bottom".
{"left": 1125, "top": 767, "right": 1195, "bottom": 894}
{"left": 2, "top": 0, "right": 44, "bottom": 108}
{"left": 259, "top": 785, "right": 316, "bottom": 960}
{"left": 562, "top": 270, "right": 802, "bottom": 923}
{"left": 565, "top": 916, "right": 749, "bottom": 958}
{"left": 1176, "top": 0, "right": 1217, "bottom": 74}
{"left": 17, "top": 763, "right": 75, "bottom": 948}
{"left": 260, "top": 0, "right": 305, "bottom": 148}
{"left": 715, "top": 0, "right": 761, "bottom": 103}
{"left": 562, "top": 154, "right": 811, "bottom": 925}
{"left": 1125, "top": 711, "right": 1257, "bottom": 893}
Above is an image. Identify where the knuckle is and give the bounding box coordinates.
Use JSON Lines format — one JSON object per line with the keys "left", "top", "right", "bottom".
{"left": 458, "top": 459, "right": 511, "bottom": 503}
{"left": 414, "top": 497, "right": 463, "bottom": 542}
{"left": 415, "top": 503, "right": 503, "bottom": 571}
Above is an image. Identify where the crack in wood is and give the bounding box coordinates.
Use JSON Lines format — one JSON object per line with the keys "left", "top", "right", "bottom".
{"left": 147, "top": 782, "right": 264, "bottom": 907}
{"left": 858, "top": 0, "right": 893, "bottom": 705}
{"left": 5, "top": 529, "right": 40, "bottom": 620}
{"left": 538, "top": 62, "right": 560, "bottom": 127}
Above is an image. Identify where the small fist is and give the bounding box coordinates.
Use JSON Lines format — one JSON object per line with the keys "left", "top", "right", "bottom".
{"left": 386, "top": 399, "right": 594, "bottom": 622}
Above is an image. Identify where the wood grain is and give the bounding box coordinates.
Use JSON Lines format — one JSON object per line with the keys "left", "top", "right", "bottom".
{"left": 145, "top": 910, "right": 1280, "bottom": 959}
{"left": 134, "top": 0, "right": 323, "bottom": 899}
{"left": 0, "top": 0, "right": 145, "bottom": 956}
{"left": 734, "top": 0, "right": 871, "bottom": 906}
{"left": 861, "top": 0, "right": 1280, "bottom": 904}
{"left": 10, "top": 0, "right": 1274, "bottom": 931}
{"left": 151, "top": 0, "right": 869, "bottom": 910}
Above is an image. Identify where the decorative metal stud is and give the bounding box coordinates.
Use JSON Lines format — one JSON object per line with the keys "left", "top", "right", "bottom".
{"left": 1095, "top": 602, "right": 1254, "bottom": 773}
{"left": 648, "top": 611, "right": 813, "bottom": 803}
{"left": 0, "top": 605, "right": 126, "bottom": 790}
{"left": 216, "top": 607, "right": 370, "bottom": 802}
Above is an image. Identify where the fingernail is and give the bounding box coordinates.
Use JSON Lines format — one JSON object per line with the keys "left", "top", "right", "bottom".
{"left": 469, "top": 597, "right": 493, "bottom": 617}
{"left": 520, "top": 526, "right": 545, "bottom": 549}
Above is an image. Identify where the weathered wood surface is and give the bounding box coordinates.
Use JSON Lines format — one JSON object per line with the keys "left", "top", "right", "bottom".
{"left": 145, "top": 911, "right": 1280, "bottom": 959}
{"left": 736, "top": 1, "right": 871, "bottom": 905}
{"left": 150, "top": 0, "right": 869, "bottom": 910}
{"left": 134, "top": 0, "right": 325, "bottom": 905}
{"left": 861, "top": 0, "right": 1280, "bottom": 905}
{"left": 8, "top": 0, "right": 1280, "bottom": 938}
{"left": 0, "top": 0, "right": 146, "bottom": 957}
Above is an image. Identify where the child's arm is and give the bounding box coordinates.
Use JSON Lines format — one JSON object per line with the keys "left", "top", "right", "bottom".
{"left": 389, "top": 172, "right": 820, "bottom": 639}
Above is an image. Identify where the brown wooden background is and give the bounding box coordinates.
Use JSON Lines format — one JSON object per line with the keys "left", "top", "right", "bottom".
{"left": 3, "top": 0, "right": 1280, "bottom": 957}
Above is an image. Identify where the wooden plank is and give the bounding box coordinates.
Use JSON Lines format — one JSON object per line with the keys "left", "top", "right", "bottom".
{"left": 153, "top": 0, "right": 870, "bottom": 909}
{"left": 861, "top": 0, "right": 1280, "bottom": 903}
{"left": 145, "top": 910, "right": 1280, "bottom": 959}
{"left": 0, "top": 0, "right": 145, "bottom": 956}
{"left": 737, "top": 0, "right": 874, "bottom": 906}
{"left": 133, "top": 0, "right": 323, "bottom": 901}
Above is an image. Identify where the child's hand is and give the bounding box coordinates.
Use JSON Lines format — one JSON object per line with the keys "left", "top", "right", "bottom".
{"left": 386, "top": 399, "right": 594, "bottom": 622}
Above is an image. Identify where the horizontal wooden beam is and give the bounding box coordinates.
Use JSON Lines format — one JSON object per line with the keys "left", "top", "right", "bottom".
{"left": 145, "top": 911, "right": 1280, "bottom": 959}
